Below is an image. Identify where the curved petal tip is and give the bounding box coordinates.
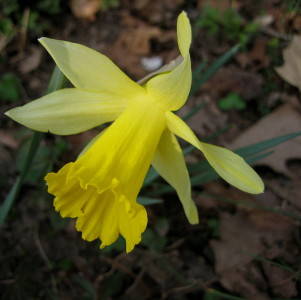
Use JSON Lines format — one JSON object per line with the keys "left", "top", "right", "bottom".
{"left": 177, "top": 11, "right": 192, "bottom": 56}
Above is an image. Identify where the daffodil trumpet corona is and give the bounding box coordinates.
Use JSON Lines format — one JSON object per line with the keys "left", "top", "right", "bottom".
{"left": 5, "top": 12, "right": 264, "bottom": 252}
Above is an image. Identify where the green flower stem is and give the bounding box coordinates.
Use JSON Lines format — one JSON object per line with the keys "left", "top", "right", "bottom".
{"left": 0, "top": 66, "right": 66, "bottom": 225}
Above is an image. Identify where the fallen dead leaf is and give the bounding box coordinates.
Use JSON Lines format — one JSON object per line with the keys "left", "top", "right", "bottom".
{"left": 276, "top": 35, "right": 301, "bottom": 89}
{"left": 202, "top": 66, "right": 263, "bottom": 100}
{"left": 262, "top": 262, "right": 298, "bottom": 298}
{"left": 236, "top": 37, "right": 270, "bottom": 70}
{"left": 108, "top": 13, "right": 175, "bottom": 78}
{"left": 293, "top": 15, "right": 301, "bottom": 31}
{"left": 196, "top": 182, "right": 232, "bottom": 209}
{"left": 69, "top": 0, "right": 101, "bottom": 21}
{"left": 201, "top": 179, "right": 300, "bottom": 299}
{"left": 118, "top": 23, "right": 161, "bottom": 56}
{"left": 262, "top": 176, "right": 301, "bottom": 214}
{"left": 199, "top": 181, "right": 277, "bottom": 212}
{"left": 179, "top": 95, "right": 228, "bottom": 138}
{"left": 215, "top": 265, "right": 270, "bottom": 300}
{"left": 268, "top": 6, "right": 289, "bottom": 33}
{"left": 212, "top": 212, "right": 265, "bottom": 273}
{"left": 211, "top": 207, "right": 297, "bottom": 300}
{"left": 229, "top": 101, "right": 301, "bottom": 177}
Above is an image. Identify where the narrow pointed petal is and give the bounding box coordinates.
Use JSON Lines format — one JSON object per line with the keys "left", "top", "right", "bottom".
{"left": 145, "top": 12, "right": 192, "bottom": 111}
{"left": 152, "top": 130, "right": 199, "bottom": 224}
{"left": 166, "top": 112, "right": 265, "bottom": 194}
{"left": 39, "top": 37, "right": 144, "bottom": 96}
{"left": 5, "top": 88, "right": 127, "bottom": 135}
{"left": 177, "top": 11, "right": 192, "bottom": 56}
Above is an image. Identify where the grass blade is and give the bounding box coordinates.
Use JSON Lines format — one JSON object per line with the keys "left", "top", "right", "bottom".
{"left": 236, "top": 131, "right": 301, "bottom": 157}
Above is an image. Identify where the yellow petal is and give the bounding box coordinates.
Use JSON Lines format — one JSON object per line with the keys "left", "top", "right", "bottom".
{"left": 152, "top": 129, "right": 199, "bottom": 224}
{"left": 165, "top": 112, "right": 200, "bottom": 149}
{"left": 118, "top": 199, "right": 147, "bottom": 253}
{"left": 45, "top": 163, "right": 88, "bottom": 218}
{"left": 177, "top": 11, "right": 192, "bottom": 56}
{"left": 46, "top": 166, "right": 147, "bottom": 252}
{"left": 46, "top": 97, "right": 166, "bottom": 251}
{"left": 5, "top": 88, "right": 126, "bottom": 135}
{"left": 145, "top": 12, "right": 192, "bottom": 111}
{"left": 39, "top": 37, "right": 144, "bottom": 96}
{"left": 75, "top": 189, "right": 119, "bottom": 244}
{"left": 166, "top": 112, "right": 264, "bottom": 194}
{"left": 72, "top": 97, "right": 166, "bottom": 198}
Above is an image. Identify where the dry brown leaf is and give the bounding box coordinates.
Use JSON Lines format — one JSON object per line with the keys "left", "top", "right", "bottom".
{"left": 205, "top": 181, "right": 299, "bottom": 299}
{"left": 179, "top": 95, "right": 228, "bottom": 137}
{"left": 263, "top": 176, "right": 301, "bottom": 212}
{"left": 239, "top": 37, "right": 270, "bottom": 70}
{"left": 229, "top": 102, "right": 301, "bottom": 177}
{"left": 69, "top": 0, "right": 100, "bottom": 21}
{"left": 108, "top": 13, "right": 175, "bottom": 77}
{"left": 293, "top": 16, "right": 301, "bottom": 31}
{"left": 211, "top": 208, "right": 296, "bottom": 299}
{"left": 262, "top": 263, "right": 298, "bottom": 298}
{"left": 202, "top": 66, "right": 263, "bottom": 100}
{"left": 276, "top": 35, "right": 301, "bottom": 89}
{"left": 217, "top": 266, "right": 270, "bottom": 300}
{"left": 211, "top": 212, "right": 264, "bottom": 273}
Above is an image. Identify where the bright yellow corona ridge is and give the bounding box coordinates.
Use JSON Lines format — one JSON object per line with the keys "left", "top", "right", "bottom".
{"left": 5, "top": 12, "right": 264, "bottom": 252}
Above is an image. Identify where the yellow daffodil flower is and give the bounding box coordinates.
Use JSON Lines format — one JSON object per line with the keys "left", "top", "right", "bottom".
{"left": 5, "top": 12, "right": 264, "bottom": 252}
